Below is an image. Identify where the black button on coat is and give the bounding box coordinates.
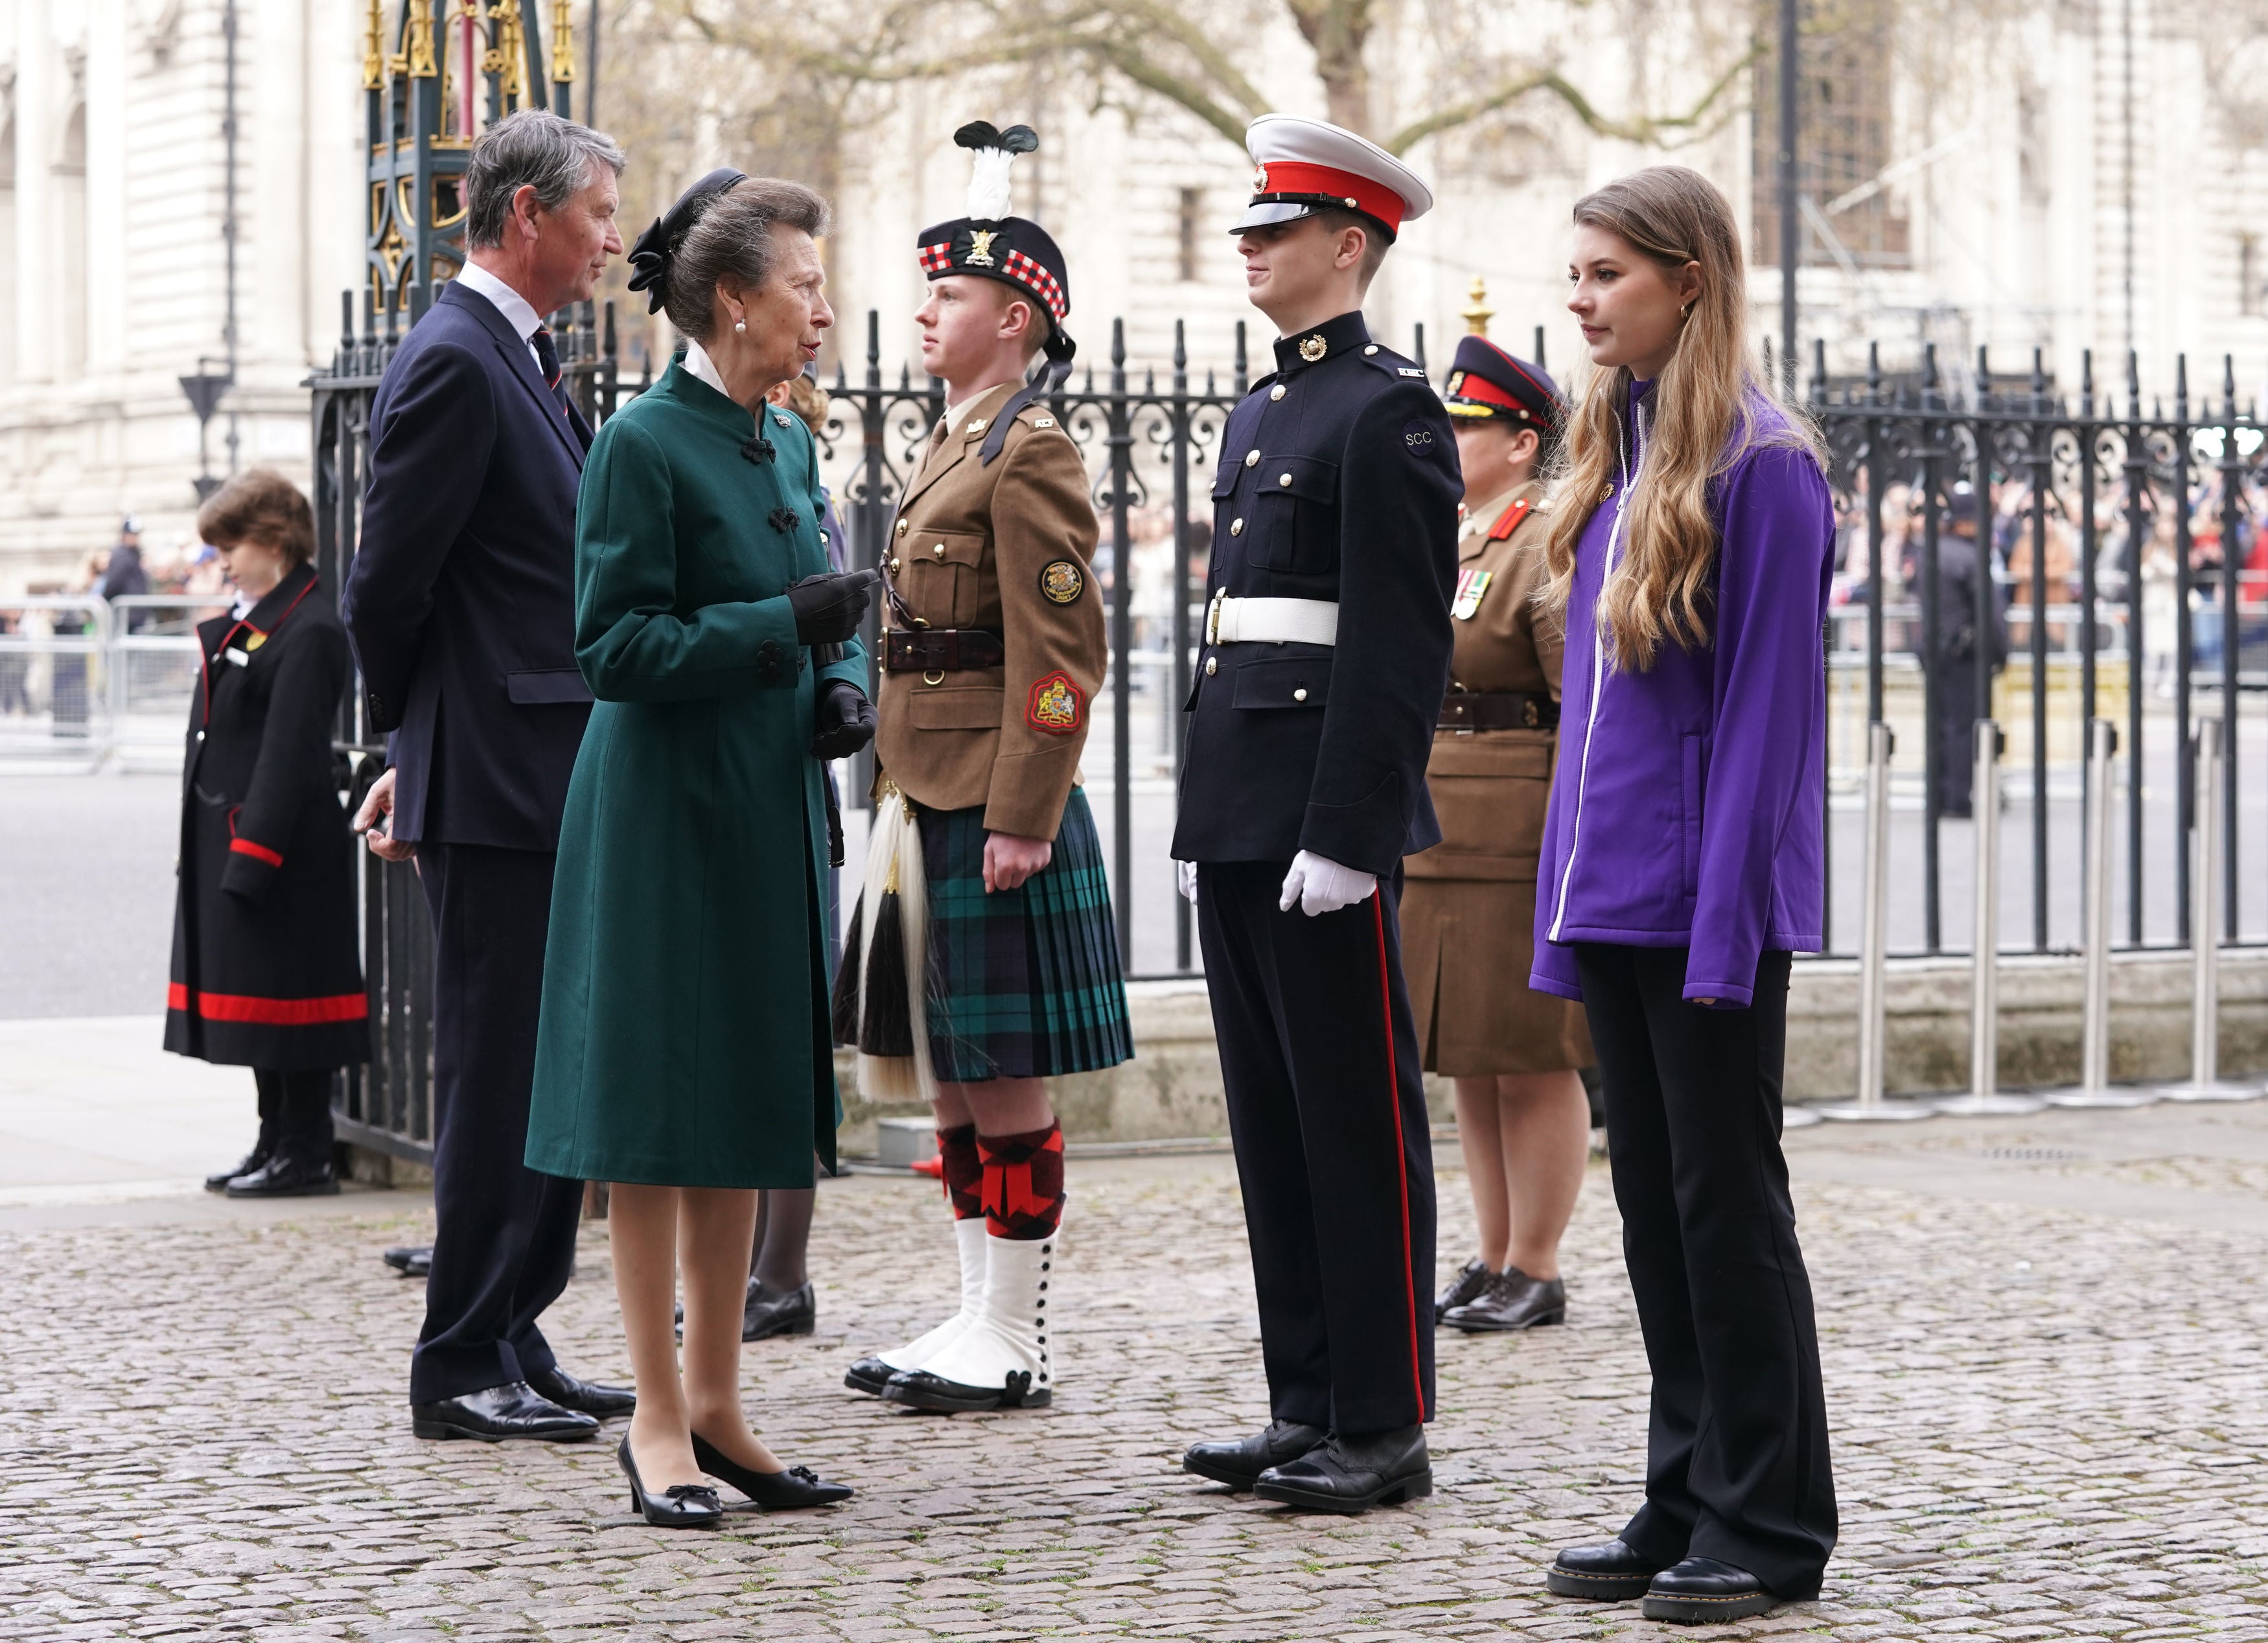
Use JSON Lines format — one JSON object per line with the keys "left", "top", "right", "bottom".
{"left": 165, "top": 562, "right": 372, "bottom": 1071}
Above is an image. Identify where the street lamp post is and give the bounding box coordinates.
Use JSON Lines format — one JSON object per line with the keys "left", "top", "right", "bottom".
{"left": 1778, "top": 0, "right": 1799, "bottom": 399}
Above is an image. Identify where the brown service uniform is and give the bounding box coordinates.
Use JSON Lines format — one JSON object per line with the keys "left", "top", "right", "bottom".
{"left": 875, "top": 380, "right": 1104, "bottom": 837}
{"left": 1402, "top": 480, "right": 1595, "bottom": 1075}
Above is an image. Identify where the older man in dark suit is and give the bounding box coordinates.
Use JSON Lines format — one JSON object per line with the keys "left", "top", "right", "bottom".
{"left": 343, "top": 108, "right": 630, "bottom": 1443}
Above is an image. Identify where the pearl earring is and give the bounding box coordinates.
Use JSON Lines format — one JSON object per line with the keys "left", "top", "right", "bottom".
{"left": 734, "top": 318, "right": 746, "bottom": 334}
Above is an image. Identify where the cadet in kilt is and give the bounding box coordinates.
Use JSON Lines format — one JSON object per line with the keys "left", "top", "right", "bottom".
{"left": 1406, "top": 336, "right": 1597, "bottom": 1337}
{"left": 835, "top": 121, "right": 1131, "bottom": 1417}
{"left": 1172, "top": 117, "right": 1459, "bottom": 1515}
{"left": 167, "top": 469, "right": 369, "bottom": 1199}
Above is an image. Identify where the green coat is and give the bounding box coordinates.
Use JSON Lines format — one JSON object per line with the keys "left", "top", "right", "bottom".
{"left": 526, "top": 360, "right": 864, "bottom": 1188}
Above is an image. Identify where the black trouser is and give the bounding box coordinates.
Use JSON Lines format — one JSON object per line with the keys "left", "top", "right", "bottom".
{"left": 1931, "top": 659, "right": 1981, "bottom": 815}
{"left": 1197, "top": 861, "right": 1435, "bottom": 1436}
{"left": 410, "top": 842, "right": 584, "bottom": 1404}
{"left": 1573, "top": 944, "right": 1836, "bottom": 1599}
{"left": 253, "top": 1067, "right": 334, "bottom": 1159}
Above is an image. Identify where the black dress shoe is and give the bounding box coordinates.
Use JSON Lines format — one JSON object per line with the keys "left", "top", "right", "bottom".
{"left": 743, "top": 1279, "right": 816, "bottom": 1341}
{"left": 529, "top": 1365, "right": 636, "bottom": 1418}
{"left": 618, "top": 1437, "right": 723, "bottom": 1528}
{"left": 689, "top": 1430, "right": 853, "bottom": 1509}
{"left": 382, "top": 1246, "right": 432, "bottom": 1278}
{"left": 1253, "top": 1425, "right": 1431, "bottom": 1514}
{"left": 1182, "top": 1419, "right": 1326, "bottom": 1491}
{"left": 1443, "top": 1266, "right": 1566, "bottom": 1332}
{"left": 1545, "top": 1538, "right": 1669, "bottom": 1600}
{"left": 1433, "top": 1257, "right": 1490, "bottom": 1324}
{"left": 205, "top": 1146, "right": 270, "bottom": 1193}
{"left": 1641, "top": 1557, "right": 1776, "bottom": 1623}
{"left": 225, "top": 1154, "right": 340, "bottom": 1198}
{"left": 410, "top": 1381, "right": 599, "bottom": 1442}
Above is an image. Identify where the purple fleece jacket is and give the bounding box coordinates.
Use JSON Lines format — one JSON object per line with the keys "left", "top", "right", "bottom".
{"left": 1529, "top": 384, "right": 1834, "bottom": 1009}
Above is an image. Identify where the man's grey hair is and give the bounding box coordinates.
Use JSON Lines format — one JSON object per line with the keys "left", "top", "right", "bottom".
{"left": 463, "top": 110, "right": 625, "bottom": 251}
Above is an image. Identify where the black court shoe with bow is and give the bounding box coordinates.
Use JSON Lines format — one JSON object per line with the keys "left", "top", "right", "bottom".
{"left": 689, "top": 1431, "right": 853, "bottom": 1509}
{"left": 618, "top": 1437, "right": 724, "bottom": 1529}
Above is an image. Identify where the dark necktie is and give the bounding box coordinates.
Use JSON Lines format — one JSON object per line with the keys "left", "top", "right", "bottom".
{"left": 529, "top": 327, "right": 573, "bottom": 421}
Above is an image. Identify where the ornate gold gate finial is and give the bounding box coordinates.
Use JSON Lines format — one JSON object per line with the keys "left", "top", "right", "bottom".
{"left": 1460, "top": 275, "right": 1493, "bottom": 338}
{"left": 550, "top": 0, "right": 575, "bottom": 83}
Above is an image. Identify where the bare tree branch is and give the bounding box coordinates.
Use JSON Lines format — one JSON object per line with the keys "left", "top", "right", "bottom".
{"left": 1387, "top": 38, "right": 1764, "bottom": 156}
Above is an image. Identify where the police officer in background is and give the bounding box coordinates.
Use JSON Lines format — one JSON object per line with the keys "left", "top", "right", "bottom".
{"left": 1172, "top": 115, "right": 1459, "bottom": 1514}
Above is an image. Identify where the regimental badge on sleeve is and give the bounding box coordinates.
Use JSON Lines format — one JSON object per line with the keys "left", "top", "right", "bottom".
{"left": 1038, "top": 559, "right": 1085, "bottom": 605}
{"left": 1026, "top": 671, "right": 1083, "bottom": 734}
{"left": 1452, "top": 568, "right": 1494, "bottom": 621}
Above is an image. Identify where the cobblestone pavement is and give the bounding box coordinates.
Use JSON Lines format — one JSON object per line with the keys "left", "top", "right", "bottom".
{"left": 4, "top": 1127, "right": 2267, "bottom": 1641}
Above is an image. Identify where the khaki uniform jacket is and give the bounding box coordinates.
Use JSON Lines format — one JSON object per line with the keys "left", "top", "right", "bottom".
{"left": 874, "top": 380, "right": 1104, "bottom": 841}
{"left": 1402, "top": 479, "right": 1593, "bottom": 1074}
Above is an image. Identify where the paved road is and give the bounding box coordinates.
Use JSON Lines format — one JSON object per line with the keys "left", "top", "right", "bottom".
{"left": 3, "top": 1098, "right": 2266, "bottom": 1639}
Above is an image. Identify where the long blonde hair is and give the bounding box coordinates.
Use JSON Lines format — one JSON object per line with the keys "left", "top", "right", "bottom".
{"left": 1541, "top": 166, "right": 1823, "bottom": 670}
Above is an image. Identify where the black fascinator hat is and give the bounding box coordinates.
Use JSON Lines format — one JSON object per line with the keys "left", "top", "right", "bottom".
{"left": 626, "top": 167, "right": 748, "bottom": 314}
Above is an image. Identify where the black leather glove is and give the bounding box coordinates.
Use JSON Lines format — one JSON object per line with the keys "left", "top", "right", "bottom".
{"left": 810, "top": 678, "right": 877, "bottom": 761}
{"left": 787, "top": 569, "right": 879, "bottom": 646}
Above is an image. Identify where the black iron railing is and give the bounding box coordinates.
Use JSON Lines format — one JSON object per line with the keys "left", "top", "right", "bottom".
{"left": 311, "top": 294, "right": 2268, "bottom": 1158}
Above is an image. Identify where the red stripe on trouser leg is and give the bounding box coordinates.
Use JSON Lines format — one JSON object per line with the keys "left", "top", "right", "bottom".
{"left": 1374, "top": 895, "right": 1427, "bottom": 1422}
{"left": 977, "top": 1123, "right": 1066, "bottom": 1240}
{"left": 938, "top": 1124, "right": 984, "bottom": 1219}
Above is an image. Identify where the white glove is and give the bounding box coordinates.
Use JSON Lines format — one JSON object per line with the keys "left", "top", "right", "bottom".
{"left": 1177, "top": 859, "right": 1199, "bottom": 903}
{"left": 1279, "top": 850, "right": 1378, "bottom": 917}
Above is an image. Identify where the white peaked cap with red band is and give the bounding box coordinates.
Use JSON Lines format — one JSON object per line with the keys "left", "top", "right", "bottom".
{"left": 1231, "top": 114, "right": 1435, "bottom": 242}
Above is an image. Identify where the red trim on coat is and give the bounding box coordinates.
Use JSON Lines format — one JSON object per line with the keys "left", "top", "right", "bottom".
{"left": 167, "top": 983, "right": 369, "bottom": 1025}
{"left": 228, "top": 836, "right": 284, "bottom": 867}
{"left": 198, "top": 572, "right": 321, "bottom": 726}
{"left": 1373, "top": 894, "right": 1428, "bottom": 1422}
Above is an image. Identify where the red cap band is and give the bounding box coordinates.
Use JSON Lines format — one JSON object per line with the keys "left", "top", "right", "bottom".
{"left": 1254, "top": 162, "right": 1407, "bottom": 234}
{"left": 1446, "top": 370, "right": 1523, "bottom": 413}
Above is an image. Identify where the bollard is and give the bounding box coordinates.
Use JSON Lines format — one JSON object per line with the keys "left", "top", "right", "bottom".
{"left": 1817, "top": 722, "right": 1936, "bottom": 1121}
{"left": 1934, "top": 721, "right": 2044, "bottom": 1115}
{"left": 2044, "top": 720, "right": 2155, "bottom": 1108}
{"left": 2156, "top": 716, "right": 2263, "bottom": 1101}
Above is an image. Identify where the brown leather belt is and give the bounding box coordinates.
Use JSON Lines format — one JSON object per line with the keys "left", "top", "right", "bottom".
{"left": 883, "top": 628, "right": 1004, "bottom": 673}
{"left": 1439, "top": 690, "right": 1560, "bottom": 731}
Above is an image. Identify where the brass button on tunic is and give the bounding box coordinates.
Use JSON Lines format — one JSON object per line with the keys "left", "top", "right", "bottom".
{"left": 1402, "top": 480, "right": 1594, "bottom": 1075}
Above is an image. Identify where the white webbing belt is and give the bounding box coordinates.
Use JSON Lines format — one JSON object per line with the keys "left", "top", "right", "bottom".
{"left": 1207, "top": 593, "right": 1339, "bottom": 647}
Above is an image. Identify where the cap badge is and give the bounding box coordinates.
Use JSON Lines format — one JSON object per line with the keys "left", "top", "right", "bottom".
{"left": 1299, "top": 334, "right": 1328, "bottom": 363}
{"left": 966, "top": 227, "right": 999, "bottom": 267}
{"left": 1252, "top": 165, "right": 1269, "bottom": 194}
{"left": 1446, "top": 371, "right": 1466, "bottom": 395}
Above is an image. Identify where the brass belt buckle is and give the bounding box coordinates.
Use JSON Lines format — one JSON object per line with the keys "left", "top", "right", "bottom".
{"left": 1206, "top": 590, "right": 1225, "bottom": 646}
{"left": 1523, "top": 698, "right": 1540, "bottom": 728}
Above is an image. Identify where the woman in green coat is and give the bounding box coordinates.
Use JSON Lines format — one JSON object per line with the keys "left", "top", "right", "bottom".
{"left": 526, "top": 170, "right": 879, "bottom": 1528}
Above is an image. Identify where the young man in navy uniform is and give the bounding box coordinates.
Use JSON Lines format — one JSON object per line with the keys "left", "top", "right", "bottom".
{"left": 1172, "top": 115, "right": 1460, "bottom": 1513}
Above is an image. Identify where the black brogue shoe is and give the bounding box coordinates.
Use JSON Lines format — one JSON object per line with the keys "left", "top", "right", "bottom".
{"left": 1181, "top": 1419, "right": 1326, "bottom": 1491}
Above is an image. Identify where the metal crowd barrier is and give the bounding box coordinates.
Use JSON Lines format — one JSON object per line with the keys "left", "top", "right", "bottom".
{"left": 1818, "top": 721, "right": 1935, "bottom": 1122}
{"left": 0, "top": 597, "right": 114, "bottom": 770}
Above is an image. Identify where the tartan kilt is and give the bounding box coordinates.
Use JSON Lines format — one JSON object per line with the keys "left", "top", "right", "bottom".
{"left": 919, "top": 787, "right": 1133, "bottom": 1081}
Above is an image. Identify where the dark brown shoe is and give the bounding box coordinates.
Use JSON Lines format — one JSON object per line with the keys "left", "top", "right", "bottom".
{"left": 1443, "top": 1266, "right": 1565, "bottom": 1332}
{"left": 1433, "top": 1257, "right": 1490, "bottom": 1324}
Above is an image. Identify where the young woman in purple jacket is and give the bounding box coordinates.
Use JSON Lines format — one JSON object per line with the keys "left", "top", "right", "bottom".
{"left": 1528, "top": 167, "right": 1838, "bottom": 1622}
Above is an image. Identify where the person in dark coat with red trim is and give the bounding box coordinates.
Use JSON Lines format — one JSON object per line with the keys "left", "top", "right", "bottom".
{"left": 168, "top": 469, "right": 369, "bottom": 1198}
